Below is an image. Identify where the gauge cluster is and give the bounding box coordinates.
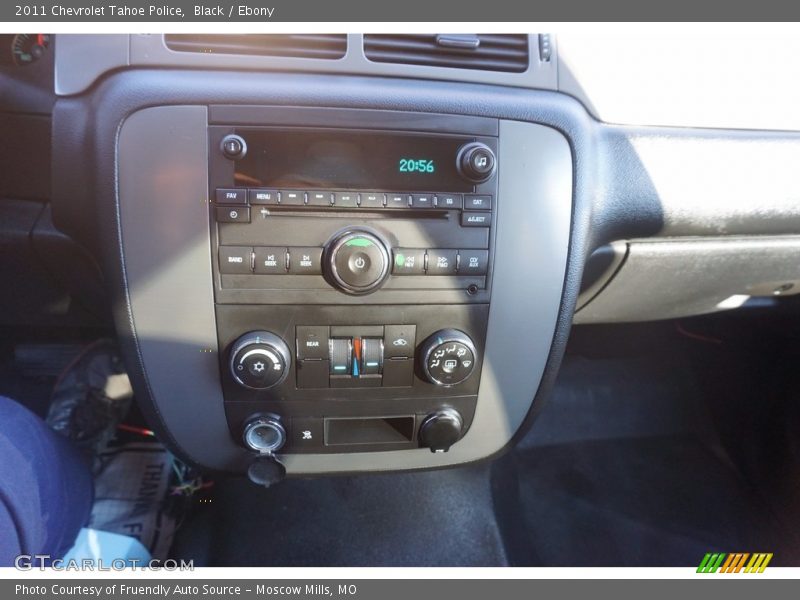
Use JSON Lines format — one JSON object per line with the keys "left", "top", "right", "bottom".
{"left": 0, "top": 34, "right": 50, "bottom": 67}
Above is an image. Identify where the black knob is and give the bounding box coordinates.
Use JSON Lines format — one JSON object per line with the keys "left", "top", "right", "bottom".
{"left": 419, "top": 329, "right": 477, "bottom": 386}
{"left": 220, "top": 134, "right": 247, "bottom": 160}
{"left": 457, "top": 142, "right": 496, "bottom": 183}
{"left": 325, "top": 229, "right": 390, "bottom": 295}
{"left": 418, "top": 409, "right": 464, "bottom": 453}
{"left": 229, "top": 331, "right": 291, "bottom": 390}
{"left": 242, "top": 415, "right": 286, "bottom": 454}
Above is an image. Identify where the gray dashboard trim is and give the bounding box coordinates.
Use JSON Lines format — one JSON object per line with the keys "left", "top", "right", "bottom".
{"left": 117, "top": 108, "right": 572, "bottom": 474}
{"left": 118, "top": 106, "right": 249, "bottom": 471}
{"left": 55, "top": 34, "right": 556, "bottom": 97}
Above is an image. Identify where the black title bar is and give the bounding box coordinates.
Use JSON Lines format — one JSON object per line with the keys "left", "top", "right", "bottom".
{"left": 4, "top": 0, "right": 800, "bottom": 21}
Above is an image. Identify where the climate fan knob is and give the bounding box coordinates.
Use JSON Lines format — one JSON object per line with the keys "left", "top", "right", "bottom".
{"left": 229, "top": 331, "right": 291, "bottom": 390}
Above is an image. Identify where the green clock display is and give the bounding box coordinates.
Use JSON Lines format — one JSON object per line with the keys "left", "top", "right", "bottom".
{"left": 399, "top": 158, "right": 436, "bottom": 174}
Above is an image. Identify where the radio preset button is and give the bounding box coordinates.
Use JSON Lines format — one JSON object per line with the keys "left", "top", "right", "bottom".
{"left": 307, "top": 191, "right": 334, "bottom": 206}
{"left": 464, "top": 195, "right": 492, "bottom": 211}
{"left": 249, "top": 189, "right": 279, "bottom": 205}
{"left": 254, "top": 246, "right": 287, "bottom": 274}
{"left": 216, "top": 206, "right": 251, "bottom": 223}
{"left": 458, "top": 249, "right": 489, "bottom": 275}
{"left": 410, "top": 194, "right": 435, "bottom": 209}
{"left": 333, "top": 192, "right": 359, "bottom": 208}
{"left": 461, "top": 212, "right": 491, "bottom": 227}
{"left": 280, "top": 190, "right": 306, "bottom": 206}
{"left": 426, "top": 250, "right": 458, "bottom": 275}
{"left": 288, "top": 247, "right": 323, "bottom": 274}
{"left": 360, "top": 192, "right": 385, "bottom": 208}
{"left": 392, "top": 248, "right": 426, "bottom": 275}
{"left": 219, "top": 246, "right": 252, "bottom": 274}
{"left": 386, "top": 193, "right": 411, "bottom": 209}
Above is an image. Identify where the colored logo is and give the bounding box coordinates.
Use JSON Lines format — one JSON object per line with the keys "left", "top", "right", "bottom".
{"left": 697, "top": 553, "right": 773, "bottom": 573}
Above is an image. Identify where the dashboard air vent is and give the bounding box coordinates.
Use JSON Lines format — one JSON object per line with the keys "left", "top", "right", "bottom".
{"left": 363, "top": 34, "right": 529, "bottom": 73}
{"left": 164, "top": 34, "right": 347, "bottom": 60}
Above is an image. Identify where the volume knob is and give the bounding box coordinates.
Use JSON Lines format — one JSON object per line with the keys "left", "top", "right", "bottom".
{"left": 325, "top": 229, "right": 390, "bottom": 295}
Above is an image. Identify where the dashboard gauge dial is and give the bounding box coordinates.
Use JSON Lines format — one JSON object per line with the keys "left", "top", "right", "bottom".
{"left": 11, "top": 34, "right": 50, "bottom": 66}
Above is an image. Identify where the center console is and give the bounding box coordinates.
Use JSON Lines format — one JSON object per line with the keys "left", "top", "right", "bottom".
{"left": 208, "top": 114, "right": 498, "bottom": 456}
{"left": 114, "top": 101, "right": 572, "bottom": 475}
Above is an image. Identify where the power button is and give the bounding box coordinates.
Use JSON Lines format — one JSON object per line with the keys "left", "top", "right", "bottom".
{"left": 326, "top": 230, "right": 390, "bottom": 295}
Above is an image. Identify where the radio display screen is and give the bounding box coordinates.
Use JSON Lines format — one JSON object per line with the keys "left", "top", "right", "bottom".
{"left": 233, "top": 129, "right": 473, "bottom": 192}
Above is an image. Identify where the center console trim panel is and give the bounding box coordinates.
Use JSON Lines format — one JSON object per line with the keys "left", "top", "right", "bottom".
{"left": 117, "top": 104, "right": 572, "bottom": 474}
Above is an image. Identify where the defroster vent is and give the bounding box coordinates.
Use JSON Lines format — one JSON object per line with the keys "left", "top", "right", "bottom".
{"left": 363, "top": 34, "right": 529, "bottom": 73}
{"left": 164, "top": 34, "right": 347, "bottom": 60}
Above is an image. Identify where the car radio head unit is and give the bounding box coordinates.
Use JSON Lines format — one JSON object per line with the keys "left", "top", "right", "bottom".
{"left": 206, "top": 117, "right": 499, "bottom": 457}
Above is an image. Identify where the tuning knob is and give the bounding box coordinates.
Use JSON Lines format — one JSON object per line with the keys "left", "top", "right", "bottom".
{"left": 324, "top": 229, "right": 390, "bottom": 295}
{"left": 229, "top": 331, "right": 291, "bottom": 390}
{"left": 418, "top": 408, "right": 464, "bottom": 452}
{"left": 457, "top": 142, "right": 496, "bottom": 183}
{"left": 419, "top": 329, "right": 477, "bottom": 386}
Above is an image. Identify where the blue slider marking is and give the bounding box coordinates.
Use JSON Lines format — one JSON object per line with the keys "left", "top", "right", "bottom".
{"left": 352, "top": 359, "right": 360, "bottom": 377}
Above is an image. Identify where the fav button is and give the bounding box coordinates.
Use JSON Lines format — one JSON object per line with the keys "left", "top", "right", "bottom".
{"left": 215, "top": 188, "right": 248, "bottom": 204}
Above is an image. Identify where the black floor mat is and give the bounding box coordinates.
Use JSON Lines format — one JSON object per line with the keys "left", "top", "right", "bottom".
{"left": 171, "top": 464, "right": 509, "bottom": 567}
{"left": 506, "top": 435, "right": 783, "bottom": 566}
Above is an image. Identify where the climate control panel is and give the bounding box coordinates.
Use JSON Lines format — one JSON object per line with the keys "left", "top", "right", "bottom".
{"left": 217, "top": 304, "right": 487, "bottom": 455}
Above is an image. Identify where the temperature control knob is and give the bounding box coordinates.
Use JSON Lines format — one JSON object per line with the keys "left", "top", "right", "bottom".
{"left": 419, "top": 329, "right": 477, "bottom": 386}
{"left": 229, "top": 331, "right": 291, "bottom": 390}
{"left": 457, "top": 142, "right": 496, "bottom": 183}
{"left": 325, "top": 229, "right": 390, "bottom": 295}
